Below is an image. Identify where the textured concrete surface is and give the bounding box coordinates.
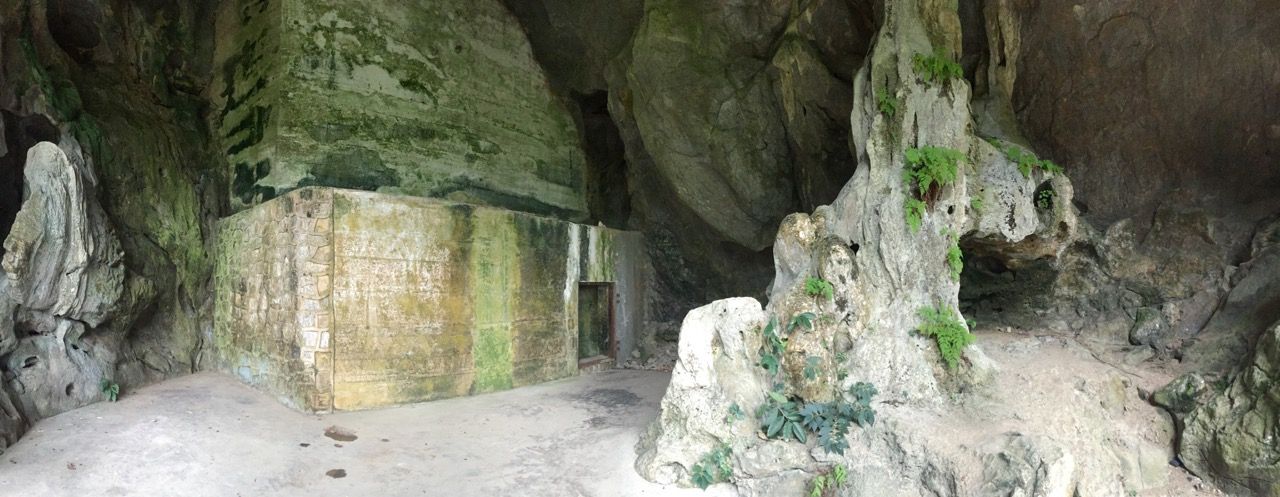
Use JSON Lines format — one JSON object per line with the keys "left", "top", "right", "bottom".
{"left": 215, "top": 188, "right": 647, "bottom": 412}
{"left": 212, "top": 0, "right": 586, "bottom": 217}
{"left": 0, "top": 370, "right": 724, "bottom": 497}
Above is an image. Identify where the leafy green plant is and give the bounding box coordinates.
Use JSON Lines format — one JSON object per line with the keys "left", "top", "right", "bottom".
{"left": 758, "top": 383, "right": 877, "bottom": 455}
{"left": 759, "top": 316, "right": 785, "bottom": 375}
{"left": 759, "top": 313, "right": 816, "bottom": 376}
{"left": 725, "top": 403, "right": 746, "bottom": 424}
{"left": 788, "top": 312, "right": 817, "bottom": 334}
{"left": 100, "top": 379, "right": 119, "bottom": 402}
{"left": 915, "top": 305, "right": 976, "bottom": 369}
{"left": 912, "top": 50, "right": 963, "bottom": 86}
{"left": 903, "top": 146, "right": 965, "bottom": 232}
{"left": 805, "top": 277, "right": 835, "bottom": 301}
{"left": 1036, "top": 187, "right": 1056, "bottom": 210}
{"left": 691, "top": 444, "right": 734, "bottom": 490}
{"left": 969, "top": 195, "right": 984, "bottom": 214}
{"left": 904, "top": 146, "right": 964, "bottom": 198}
{"left": 809, "top": 466, "right": 850, "bottom": 497}
{"left": 803, "top": 356, "right": 822, "bottom": 381}
{"left": 904, "top": 197, "right": 927, "bottom": 233}
{"left": 877, "top": 89, "right": 898, "bottom": 119}
{"left": 1000, "top": 143, "right": 1064, "bottom": 178}
{"left": 944, "top": 230, "right": 963, "bottom": 282}
{"left": 757, "top": 389, "right": 807, "bottom": 442}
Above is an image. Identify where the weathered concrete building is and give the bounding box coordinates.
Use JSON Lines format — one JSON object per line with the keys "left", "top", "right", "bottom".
{"left": 208, "top": 0, "right": 647, "bottom": 411}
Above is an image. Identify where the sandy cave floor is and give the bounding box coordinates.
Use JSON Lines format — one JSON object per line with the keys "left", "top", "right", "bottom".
{"left": 0, "top": 329, "right": 1227, "bottom": 497}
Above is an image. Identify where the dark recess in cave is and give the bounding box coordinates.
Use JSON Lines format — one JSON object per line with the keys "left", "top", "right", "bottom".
{"left": 575, "top": 91, "right": 631, "bottom": 229}
{"left": 958, "top": 0, "right": 989, "bottom": 97}
{"left": 0, "top": 111, "right": 59, "bottom": 257}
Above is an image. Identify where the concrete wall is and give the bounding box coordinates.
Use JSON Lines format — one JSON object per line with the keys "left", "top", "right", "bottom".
{"left": 214, "top": 188, "right": 646, "bottom": 412}
{"left": 210, "top": 0, "right": 587, "bottom": 220}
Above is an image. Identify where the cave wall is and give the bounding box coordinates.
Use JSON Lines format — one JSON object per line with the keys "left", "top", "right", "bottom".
{"left": 507, "top": 0, "right": 876, "bottom": 322}
{"left": 1009, "top": 0, "right": 1280, "bottom": 225}
{"left": 211, "top": 0, "right": 590, "bottom": 220}
{"left": 0, "top": 0, "right": 224, "bottom": 448}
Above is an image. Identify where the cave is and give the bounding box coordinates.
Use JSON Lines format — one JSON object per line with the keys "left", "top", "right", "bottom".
{"left": 0, "top": 0, "right": 1278, "bottom": 495}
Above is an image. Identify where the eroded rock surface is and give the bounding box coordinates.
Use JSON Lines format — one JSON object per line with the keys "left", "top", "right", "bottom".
{"left": 0, "top": 141, "right": 126, "bottom": 448}
{"left": 1181, "top": 321, "right": 1280, "bottom": 496}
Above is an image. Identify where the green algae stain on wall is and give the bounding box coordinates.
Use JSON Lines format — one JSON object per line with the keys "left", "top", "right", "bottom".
{"left": 469, "top": 209, "right": 517, "bottom": 393}
{"left": 214, "top": 0, "right": 588, "bottom": 219}
{"left": 216, "top": 189, "right": 648, "bottom": 411}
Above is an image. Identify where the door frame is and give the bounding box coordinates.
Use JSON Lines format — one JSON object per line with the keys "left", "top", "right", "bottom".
{"left": 577, "top": 282, "right": 617, "bottom": 369}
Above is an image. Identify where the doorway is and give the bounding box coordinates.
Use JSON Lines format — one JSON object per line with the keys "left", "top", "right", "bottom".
{"left": 577, "top": 283, "right": 615, "bottom": 369}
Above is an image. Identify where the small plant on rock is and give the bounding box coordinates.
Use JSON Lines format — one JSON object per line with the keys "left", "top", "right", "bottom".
{"left": 691, "top": 443, "right": 734, "bottom": 490}
{"left": 757, "top": 388, "right": 807, "bottom": 442}
{"left": 788, "top": 312, "right": 817, "bottom": 334}
{"left": 1036, "top": 187, "right": 1056, "bottom": 210}
{"left": 805, "top": 277, "right": 835, "bottom": 301}
{"left": 998, "top": 142, "right": 1063, "bottom": 178}
{"left": 758, "top": 316, "right": 785, "bottom": 376}
{"left": 904, "top": 197, "right": 927, "bottom": 233}
{"left": 803, "top": 356, "right": 823, "bottom": 381}
{"left": 903, "top": 146, "right": 965, "bottom": 231}
{"left": 100, "top": 379, "right": 119, "bottom": 402}
{"left": 757, "top": 383, "right": 877, "bottom": 455}
{"left": 877, "top": 89, "right": 898, "bottom": 119}
{"left": 915, "top": 305, "right": 976, "bottom": 370}
{"left": 725, "top": 403, "right": 746, "bottom": 424}
{"left": 944, "top": 229, "right": 963, "bottom": 282}
{"left": 904, "top": 146, "right": 964, "bottom": 199}
{"left": 912, "top": 50, "right": 963, "bottom": 86}
{"left": 809, "top": 465, "right": 850, "bottom": 497}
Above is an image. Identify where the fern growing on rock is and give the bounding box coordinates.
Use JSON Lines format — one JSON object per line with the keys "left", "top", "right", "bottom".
{"left": 944, "top": 229, "right": 963, "bottom": 282}
{"left": 912, "top": 50, "right": 962, "bottom": 86}
{"left": 804, "top": 277, "right": 835, "bottom": 301}
{"left": 902, "top": 146, "right": 965, "bottom": 231}
{"left": 915, "top": 305, "right": 975, "bottom": 369}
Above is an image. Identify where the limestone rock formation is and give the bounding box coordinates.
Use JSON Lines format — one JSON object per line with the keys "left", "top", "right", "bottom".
{"left": 0, "top": 140, "right": 125, "bottom": 448}
{"left": 633, "top": 0, "right": 1157, "bottom": 494}
{"left": 1181, "top": 321, "right": 1280, "bottom": 496}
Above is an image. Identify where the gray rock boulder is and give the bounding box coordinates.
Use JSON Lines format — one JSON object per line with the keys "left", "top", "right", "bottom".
{"left": 1180, "top": 321, "right": 1280, "bottom": 496}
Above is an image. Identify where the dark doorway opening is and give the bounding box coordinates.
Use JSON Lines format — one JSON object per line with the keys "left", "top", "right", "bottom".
{"left": 577, "top": 282, "right": 615, "bottom": 369}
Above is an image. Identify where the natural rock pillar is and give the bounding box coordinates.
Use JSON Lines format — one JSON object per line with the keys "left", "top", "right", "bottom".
{"left": 0, "top": 140, "right": 125, "bottom": 445}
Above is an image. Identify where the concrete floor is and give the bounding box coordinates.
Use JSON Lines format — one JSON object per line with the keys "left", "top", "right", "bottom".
{"left": 0, "top": 370, "right": 722, "bottom": 497}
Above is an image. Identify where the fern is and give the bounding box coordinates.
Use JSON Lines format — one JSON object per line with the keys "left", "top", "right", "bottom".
{"left": 944, "top": 230, "right": 963, "bottom": 282}
{"left": 904, "top": 146, "right": 964, "bottom": 197}
{"left": 915, "top": 305, "right": 976, "bottom": 369}
{"left": 912, "top": 50, "right": 963, "bottom": 86}
{"left": 997, "top": 142, "right": 1063, "bottom": 178}
{"left": 904, "top": 198, "right": 927, "bottom": 233}
{"left": 804, "top": 277, "right": 834, "bottom": 300}
{"left": 810, "top": 466, "right": 850, "bottom": 497}
{"left": 877, "top": 89, "right": 898, "bottom": 119}
{"left": 1036, "top": 188, "right": 1056, "bottom": 210}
